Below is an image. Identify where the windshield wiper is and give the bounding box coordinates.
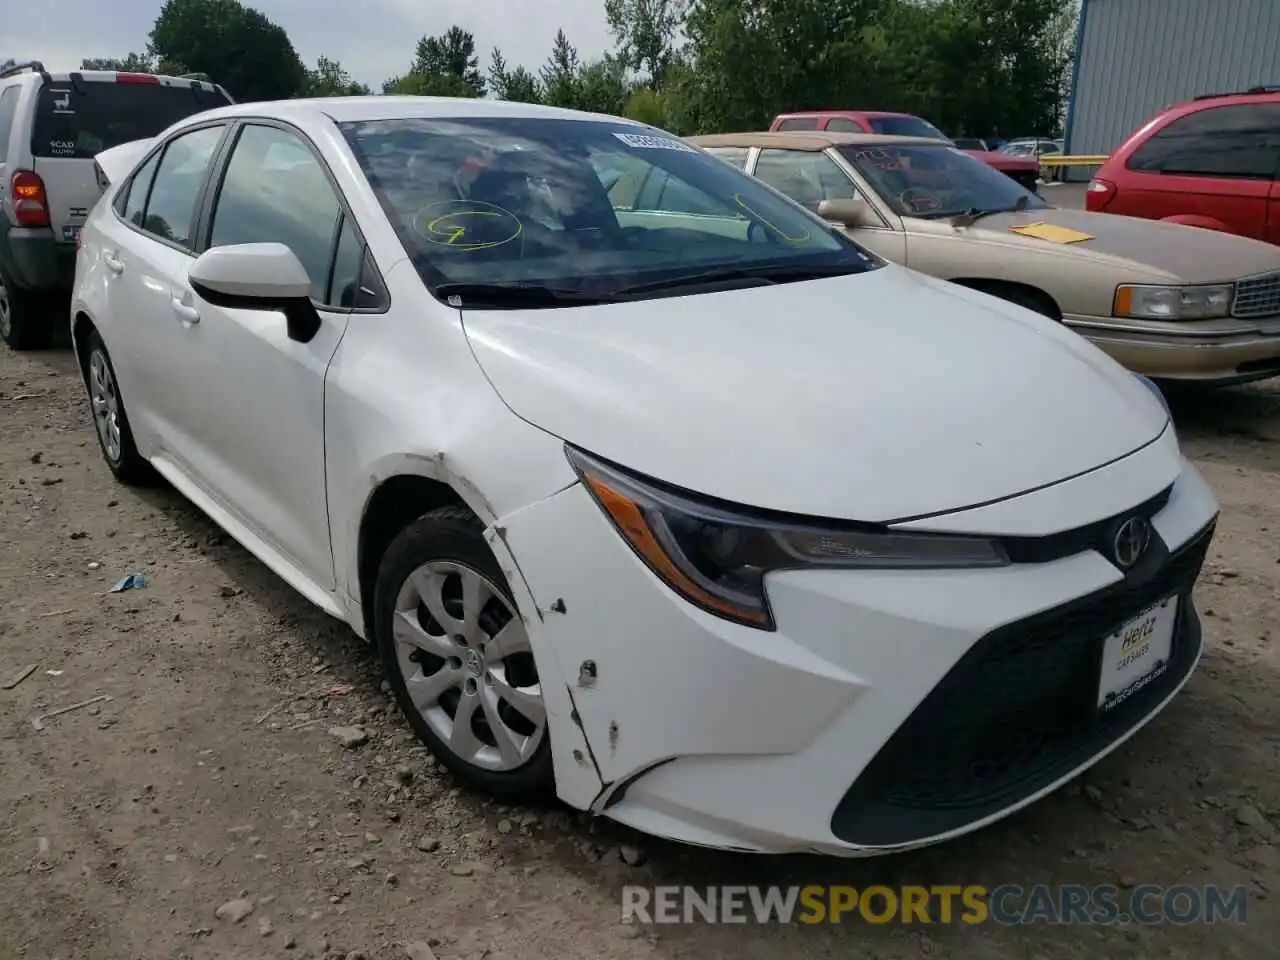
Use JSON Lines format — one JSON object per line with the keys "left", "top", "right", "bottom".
{"left": 952, "top": 193, "right": 1031, "bottom": 227}
{"left": 608, "top": 260, "right": 867, "bottom": 299}
{"left": 433, "top": 282, "right": 613, "bottom": 309}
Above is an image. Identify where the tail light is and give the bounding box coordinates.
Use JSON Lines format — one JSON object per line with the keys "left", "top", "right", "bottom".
{"left": 115, "top": 72, "right": 160, "bottom": 84}
{"left": 1086, "top": 177, "right": 1116, "bottom": 210}
{"left": 11, "top": 170, "right": 50, "bottom": 228}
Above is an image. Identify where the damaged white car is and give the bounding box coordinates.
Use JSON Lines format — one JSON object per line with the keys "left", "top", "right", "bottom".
{"left": 71, "top": 97, "right": 1219, "bottom": 856}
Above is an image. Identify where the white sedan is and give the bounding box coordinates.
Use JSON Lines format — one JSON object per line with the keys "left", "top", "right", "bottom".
{"left": 72, "top": 96, "right": 1219, "bottom": 857}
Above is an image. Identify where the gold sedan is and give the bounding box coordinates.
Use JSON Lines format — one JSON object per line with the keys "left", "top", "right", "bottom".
{"left": 687, "top": 131, "right": 1280, "bottom": 385}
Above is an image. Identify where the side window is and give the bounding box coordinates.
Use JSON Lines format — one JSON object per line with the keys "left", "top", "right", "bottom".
{"left": 1128, "top": 104, "right": 1280, "bottom": 179}
{"left": 754, "top": 149, "right": 859, "bottom": 212}
{"left": 121, "top": 150, "right": 161, "bottom": 226}
{"left": 702, "top": 146, "right": 749, "bottom": 169}
{"left": 208, "top": 124, "right": 342, "bottom": 303}
{"left": 633, "top": 168, "right": 724, "bottom": 215}
{"left": 776, "top": 117, "right": 820, "bottom": 131}
{"left": 329, "top": 214, "right": 364, "bottom": 308}
{"left": 826, "top": 118, "right": 866, "bottom": 133}
{"left": 141, "top": 125, "right": 224, "bottom": 248}
{"left": 0, "top": 87, "right": 20, "bottom": 152}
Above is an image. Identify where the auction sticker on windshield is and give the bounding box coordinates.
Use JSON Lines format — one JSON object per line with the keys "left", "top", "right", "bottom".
{"left": 613, "top": 132, "right": 697, "bottom": 152}
{"left": 1097, "top": 596, "right": 1177, "bottom": 711}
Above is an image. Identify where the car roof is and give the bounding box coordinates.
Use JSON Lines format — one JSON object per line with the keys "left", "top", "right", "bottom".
{"left": 774, "top": 110, "right": 912, "bottom": 119}
{"left": 688, "top": 130, "right": 947, "bottom": 151}
{"left": 179, "top": 95, "right": 644, "bottom": 128}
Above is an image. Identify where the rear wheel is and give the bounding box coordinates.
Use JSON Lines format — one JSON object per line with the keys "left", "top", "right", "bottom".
{"left": 84, "top": 331, "right": 153, "bottom": 485}
{"left": 0, "top": 268, "right": 54, "bottom": 351}
{"left": 374, "top": 505, "right": 554, "bottom": 799}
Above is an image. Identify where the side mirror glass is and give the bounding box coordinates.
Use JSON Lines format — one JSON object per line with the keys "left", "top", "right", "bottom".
{"left": 189, "top": 242, "right": 321, "bottom": 342}
{"left": 817, "top": 197, "right": 875, "bottom": 228}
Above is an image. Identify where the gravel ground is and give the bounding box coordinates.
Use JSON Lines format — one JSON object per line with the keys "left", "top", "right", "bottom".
{"left": 0, "top": 343, "right": 1277, "bottom": 960}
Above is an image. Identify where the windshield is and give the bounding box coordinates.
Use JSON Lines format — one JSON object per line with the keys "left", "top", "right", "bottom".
{"left": 340, "top": 117, "right": 877, "bottom": 305}
{"left": 32, "top": 81, "right": 231, "bottom": 158}
{"left": 865, "top": 115, "right": 949, "bottom": 141}
{"left": 838, "top": 143, "right": 1049, "bottom": 219}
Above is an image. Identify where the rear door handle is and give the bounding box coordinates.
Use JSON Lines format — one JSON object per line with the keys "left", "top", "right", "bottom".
{"left": 103, "top": 253, "right": 124, "bottom": 275}
{"left": 171, "top": 298, "right": 200, "bottom": 324}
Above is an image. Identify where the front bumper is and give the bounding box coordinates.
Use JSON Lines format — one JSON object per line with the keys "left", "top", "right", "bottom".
{"left": 501, "top": 447, "right": 1218, "bottom": 857}
{"left": 1066, "top": 313, "right": 1280, "bottom": 384}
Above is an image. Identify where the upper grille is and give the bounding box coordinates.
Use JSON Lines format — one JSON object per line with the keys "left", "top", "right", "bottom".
{"left": 1233, "top": 272, "right": 1280, "bottom": 319}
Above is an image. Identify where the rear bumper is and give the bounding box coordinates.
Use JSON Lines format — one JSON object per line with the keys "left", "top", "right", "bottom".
{"left": 0, "top": 226, "right": 75, "bottom": 292}
{"left": 1067, "top": 315, "right": 1280, "bottom": 384}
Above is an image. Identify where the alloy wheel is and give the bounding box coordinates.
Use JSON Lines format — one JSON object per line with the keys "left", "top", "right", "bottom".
{"left": 88, "top": 348, "right": 123, "bottom": 462}
{"left": 392, "top": 560, "right": 546, "bottom": 771}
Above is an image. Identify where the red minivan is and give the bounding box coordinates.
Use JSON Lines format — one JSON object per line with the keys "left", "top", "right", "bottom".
{"left": 1087, "top": 88, "right": 1280, "bottom": 244}
{"left": 769, "top": 110, "right": 1041, "bottom": 192}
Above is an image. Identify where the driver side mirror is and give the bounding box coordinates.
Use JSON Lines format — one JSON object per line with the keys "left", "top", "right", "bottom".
{"left": 817, "top": 197, "right": 875, "bottom": 229}
{"left": 188, "top": 242, "right": 322, "bottom": 343}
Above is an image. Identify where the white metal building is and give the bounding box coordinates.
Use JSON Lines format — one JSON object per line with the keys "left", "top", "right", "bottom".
{"left": 1064, "top": 0, "right": 1280, "bottom": 179}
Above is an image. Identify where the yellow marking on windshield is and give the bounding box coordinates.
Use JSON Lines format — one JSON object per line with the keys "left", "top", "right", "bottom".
{"left": 413, "top": 200, "right": 523, "bottom": 251}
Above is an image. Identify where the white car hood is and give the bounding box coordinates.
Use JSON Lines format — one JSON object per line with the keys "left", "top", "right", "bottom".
{"left": 461, "top": 265, "right": 1169, "bottom": 523}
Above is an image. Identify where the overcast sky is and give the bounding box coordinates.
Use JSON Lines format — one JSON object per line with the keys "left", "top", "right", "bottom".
{"left": 6, "top": 0, "right": 613, "bottom": 88}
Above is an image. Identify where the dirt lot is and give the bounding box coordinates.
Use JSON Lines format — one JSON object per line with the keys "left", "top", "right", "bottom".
{"left": 0, "top": 341, "right": 1277, "bottom": 960}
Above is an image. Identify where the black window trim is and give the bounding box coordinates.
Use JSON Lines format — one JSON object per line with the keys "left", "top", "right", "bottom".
{"left": 193, "top": 116, "right": 389, "bottom": 315}
{"left": 110, "top": 118, "right": 234, "bottom": 258}
{"left": 1126, "top": 103, "right": 1280, "bottom": 181}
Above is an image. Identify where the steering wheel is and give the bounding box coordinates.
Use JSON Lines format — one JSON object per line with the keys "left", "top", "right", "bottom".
{"left": 899, "top": 187, "right": 943, "bottom": 215}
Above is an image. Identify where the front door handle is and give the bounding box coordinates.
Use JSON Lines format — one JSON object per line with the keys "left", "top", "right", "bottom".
{"left": 171, "top": 298, "right": 200, "bottom": 324}
{"left": 103, "top": 253, "right": 124, "bottom": 275}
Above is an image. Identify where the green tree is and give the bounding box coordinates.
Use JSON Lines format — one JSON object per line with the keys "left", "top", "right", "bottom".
{"left": 148, "top": 0, "right": 306, "bottom": 100}
{"left": 540, "top": 30, "right": 581, "bottom": 108}
{"left": 488, "top": 48, "right": 542, "bottom": 103}
{"left": 302, "top": 56, "right": 370, "bottom": 96}
{"left": 576, "top": 55, "right": 630, "bottom": 116}
{"left": 399, "top": 26, "right": 485, "bottom": 97}
{"left": 81, "top": 53, "right": 192, "bottom": 74}
{"left": 623, "top": 86, "right": 668, "bottom": 126}
{"left": 605, "top": 0, "right": 687, "bottom": 86}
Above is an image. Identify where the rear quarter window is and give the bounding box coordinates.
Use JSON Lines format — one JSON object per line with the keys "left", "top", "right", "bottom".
{"left": 775, "top": 117, "right": 821, "bottom": 131}
{"left": 1127, "top": 104, "right": 1280, "bottom": 179}
{"left": 31, "top": 81, "right": 232, "bottom": 159}
{"left": 0, "top": 87, "right": 20, "bottom": 153}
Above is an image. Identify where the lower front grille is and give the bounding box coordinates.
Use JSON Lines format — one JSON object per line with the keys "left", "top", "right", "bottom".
{"left": 830, "top": 521, "right": 1214, "bottom": 848}
{"left": 1233, "top": 272, "right": 1280, "bottom": 319}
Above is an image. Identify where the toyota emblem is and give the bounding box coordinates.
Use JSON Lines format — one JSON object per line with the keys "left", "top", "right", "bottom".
{"left": 1112, "top": 516, "right": 1152, "bottom": 569}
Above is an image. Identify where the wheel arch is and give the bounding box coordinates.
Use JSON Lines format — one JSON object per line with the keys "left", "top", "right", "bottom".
{"left": 355, "top": 472, "right": 471, "bottom": 641}
{"left": 948, "top": 277, "right": 1063, "bottom": 320}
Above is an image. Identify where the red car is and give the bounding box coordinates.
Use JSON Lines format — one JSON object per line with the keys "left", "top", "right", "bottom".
{"left": 769, "top": 110, "right": 1040, "bottom": 192}
{"left": 1086, "top": 87, "right": 1280, "bottom": 244}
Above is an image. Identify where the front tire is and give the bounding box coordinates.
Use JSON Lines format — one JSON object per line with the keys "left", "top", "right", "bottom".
{"left": 374, "top": 505, "right": 554, "bottom": 799}
{"left": 83, "top": 331, "right": 153, "bottom": 485}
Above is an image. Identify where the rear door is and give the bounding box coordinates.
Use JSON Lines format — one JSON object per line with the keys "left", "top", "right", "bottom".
{"left": 30, "top": 75, "right": 232, "bottom": 245}
{"left": 1120, "top": 102, "right": 1280, "bottom": 240}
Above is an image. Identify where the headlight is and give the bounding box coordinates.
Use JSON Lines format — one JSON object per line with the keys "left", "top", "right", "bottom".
{"left": 566, "top": 447, "right": 1010, "bottom": 630}
{"left": 1113, "top": 283, "right": 1232, "bottom": 320}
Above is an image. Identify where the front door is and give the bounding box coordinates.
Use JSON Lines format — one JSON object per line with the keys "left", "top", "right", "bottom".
{"left": 179, "top": 121, "right": 358, "bottom": 589}
{"left": 749, "top": 147, "right": 908, "bottom": 262}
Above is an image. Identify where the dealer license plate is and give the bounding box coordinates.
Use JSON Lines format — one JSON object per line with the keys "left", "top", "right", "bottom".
{"left": 1096, "top": 595, "right": 1177, "bottom": 712}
